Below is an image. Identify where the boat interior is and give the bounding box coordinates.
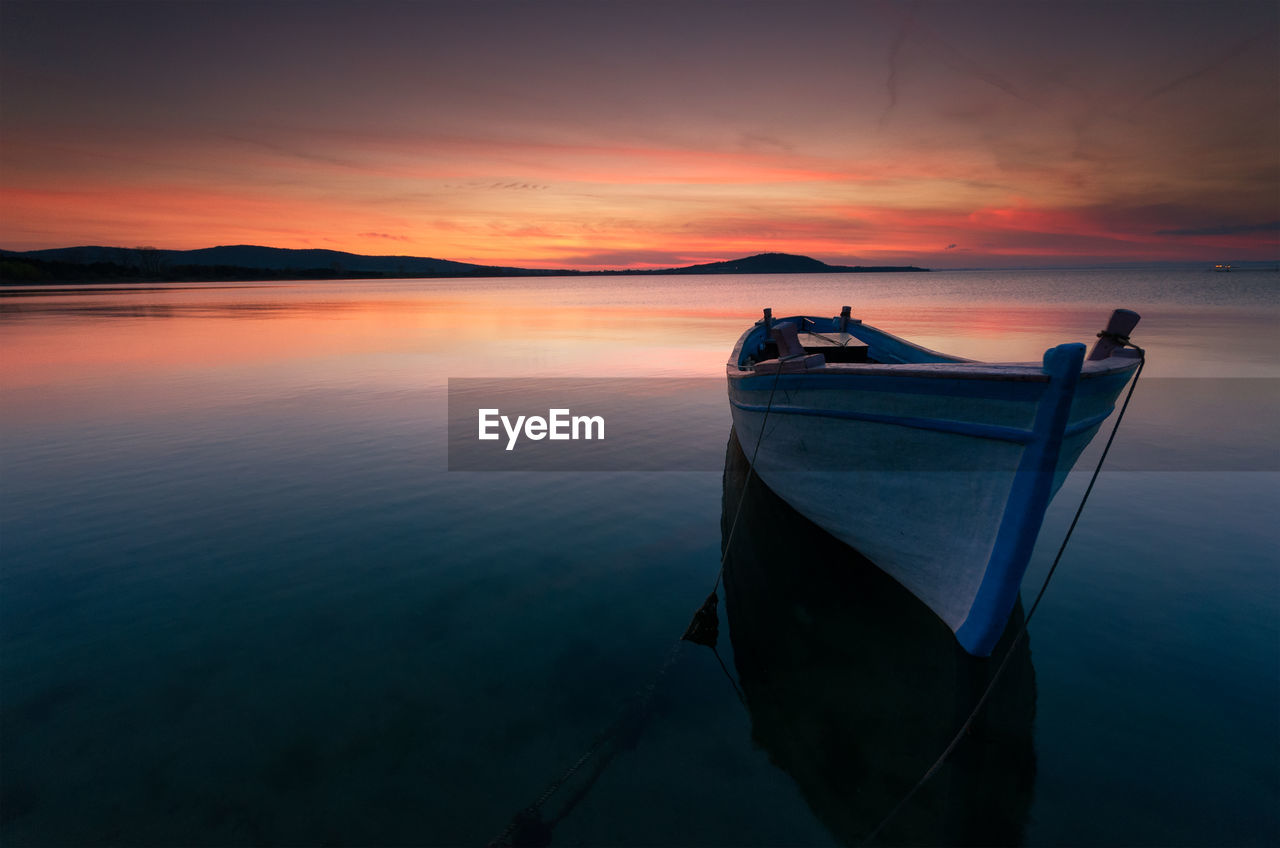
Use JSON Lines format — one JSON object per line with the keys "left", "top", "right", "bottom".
{"left": 737, "top": 307, "right": 1141, "bottom": 377}
{"left": 739, "top": 310, "right": 964, "bottom": 373}
{"left": 754, "top": 329, "right": 873, "bottom": 364}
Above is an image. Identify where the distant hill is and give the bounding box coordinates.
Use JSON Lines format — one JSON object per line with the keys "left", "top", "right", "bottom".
{"left": 0, "top": 245, "right": 928, "bottom": 283}
{"left": 0, "top": 245, "right": 531, "bottom": 279}
{"left": 667, "top": 252, "right": 927, "bottom": 274}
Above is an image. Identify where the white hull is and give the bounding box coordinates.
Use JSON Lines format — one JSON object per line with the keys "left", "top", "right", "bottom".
{"left": 726, "top": 310, "right": 1142, "bottom": 656}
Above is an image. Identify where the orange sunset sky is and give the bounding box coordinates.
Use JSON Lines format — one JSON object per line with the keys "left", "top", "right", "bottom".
{"left": 1, "top": 0, "right": 1277, "bottom": 270}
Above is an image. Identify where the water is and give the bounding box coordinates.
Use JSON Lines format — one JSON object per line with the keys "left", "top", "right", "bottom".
{"left": 1, "top": 269, "right": 1277, "bottom": 845}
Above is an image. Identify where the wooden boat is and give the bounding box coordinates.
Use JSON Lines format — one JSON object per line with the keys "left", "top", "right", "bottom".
{"left": 726, "top": 307, "right": 1142, "bottom": 657}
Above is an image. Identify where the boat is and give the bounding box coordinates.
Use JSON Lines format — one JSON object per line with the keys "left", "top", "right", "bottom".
{"left": 1214, "top": 264, "right": 1232, "bottom": 272}
{"left": 720, "top": 430, "right": 1037, "bottom": 845}
{"left": 726, "top": 307, "right": 1142, "bottom": 657}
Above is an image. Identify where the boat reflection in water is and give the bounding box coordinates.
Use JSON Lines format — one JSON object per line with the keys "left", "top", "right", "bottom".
{"left": 720, "top": 430, "right": 1037, "bottom": 846}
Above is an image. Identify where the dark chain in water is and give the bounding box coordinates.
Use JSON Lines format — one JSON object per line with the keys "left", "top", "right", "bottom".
{"left": 861, "top": 347, "right": 1146, "bottom": 846}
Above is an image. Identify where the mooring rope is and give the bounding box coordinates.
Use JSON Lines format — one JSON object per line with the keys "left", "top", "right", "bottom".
{"left": 861, "top": 346, "right": 1146, "bottom": 846}
{"left": 489, "top": 336, "right": 786, "bottom": 847}
{"left": 681, "top": 353, "right": 785, "bottom": 649}
{"left": 710, "top": 356, "right": 786, "bottom": 596}
{"left": 709, "top": 643, "right": 749, "bottom": 707}
{"left": 487, "top": 640, "right": 686, "bottom": 847}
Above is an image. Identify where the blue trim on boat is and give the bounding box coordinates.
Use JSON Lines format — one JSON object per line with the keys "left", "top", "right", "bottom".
{"left": 954, "top": 342, "right": 1086, "bottom": 657}
{"left": 735, "top": 372, "right": 1048, "bottom": 401}
{"left": 1062, "top": 407, "right": 1113, "bottom": 438}
{"left": 729, "top": 399, "right": 1038, "bottom": 444}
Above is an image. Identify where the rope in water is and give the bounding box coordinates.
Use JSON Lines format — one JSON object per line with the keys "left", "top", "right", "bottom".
{"left": 487, "top": 640, "right": 686, "bottom": 847}
{"left": 681, "top": 351, "right": 786, "bottom": 646}
{"left": 710, "top": 354, "right": 786, "bottom": 596}
{"left": 489, "top": 333, "right": 784, "bottom": 847}
{"left": 861, "top": 346, "right": 1146, "bottom": 846}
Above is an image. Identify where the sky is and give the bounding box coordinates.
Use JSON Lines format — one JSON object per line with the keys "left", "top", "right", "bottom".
{"left": 1, "top": 0, "right": 1277, "bottom": 270}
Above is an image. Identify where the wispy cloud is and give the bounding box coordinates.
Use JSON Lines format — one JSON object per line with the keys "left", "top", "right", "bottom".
{"left": 358, "top": 232, "right": 411, "bottom": 241}
{"left": 1156, "top": 221, "right": 1280, "bottom": 237}
{"left": 1134, "top": 33, "right": 1271, "bottom": 108}
{"left": 880, "top": 1, "right": 916, "bottom": 125}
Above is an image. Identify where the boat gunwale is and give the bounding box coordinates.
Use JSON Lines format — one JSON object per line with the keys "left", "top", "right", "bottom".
{"left": 726, "top": 314, "right": 1141, "bottom": 382}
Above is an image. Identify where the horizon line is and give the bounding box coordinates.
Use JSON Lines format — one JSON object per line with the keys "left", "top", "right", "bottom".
{"left": 4, "top": 243, "right": 1276, "bottom": 276}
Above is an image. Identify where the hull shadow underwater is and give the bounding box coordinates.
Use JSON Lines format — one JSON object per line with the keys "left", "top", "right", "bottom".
{"left": 720, "top": 428, "right": 1038, "bottom": 846}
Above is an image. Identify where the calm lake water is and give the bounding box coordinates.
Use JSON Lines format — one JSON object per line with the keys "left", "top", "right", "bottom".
{"left": 2, "top": 269, "right": 1277, "bottom": 845}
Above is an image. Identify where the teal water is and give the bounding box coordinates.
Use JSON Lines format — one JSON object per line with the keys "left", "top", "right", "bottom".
{"left": 1, "top": 269, "right": 1278, "bottom": 845}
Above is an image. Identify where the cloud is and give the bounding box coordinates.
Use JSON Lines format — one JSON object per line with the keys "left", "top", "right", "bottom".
{"left": 880, "top": 1, "right": 916, "bottom": 124}
{"left": 946, "top": 243, "right": 957, "bottom": 249}
{"left": 1135, "top": 34, "right": 1271, "bottom": 108}
{"left": 738, "top": 133, "right": 794, "bottom": 154}
{"left": 358, "top": 232, "right": 410, "bottom": 241}
{"left": 1155, "top": 221, "right": 1280, "bottom": 237}
{"left": 487, "top": 223, "right": 559, "bottom": 239}
{"left": 881, "top": 0, "right": 1031, "bottom": 128}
